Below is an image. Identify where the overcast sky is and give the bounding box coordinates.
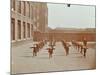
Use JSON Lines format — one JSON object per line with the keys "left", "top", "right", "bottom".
{"left": 47, "top": 3, "right": 95, "bottom": 29}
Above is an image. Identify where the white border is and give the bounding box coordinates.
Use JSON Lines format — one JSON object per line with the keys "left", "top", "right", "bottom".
{"left": 0, "top": 0, "right": 99, "bottom": 75}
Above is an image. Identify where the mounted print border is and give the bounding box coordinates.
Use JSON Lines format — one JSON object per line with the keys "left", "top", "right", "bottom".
{"left": 11, "top": 0, "right": 96, "bottom": 74}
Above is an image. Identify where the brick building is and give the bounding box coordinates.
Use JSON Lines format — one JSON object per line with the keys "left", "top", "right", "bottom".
{"left": 35, "top": 28, "right": 96, "bottom": 42}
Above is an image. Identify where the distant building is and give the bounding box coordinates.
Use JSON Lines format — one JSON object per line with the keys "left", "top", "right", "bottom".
{"left": 44, "top": 28, "right": 96, "bottom": 41}
{"left": 11, "top": 0, "right": 48, "bottom": 43}
{"left": 34, "top": 2, "right": 48, "bottom": 32}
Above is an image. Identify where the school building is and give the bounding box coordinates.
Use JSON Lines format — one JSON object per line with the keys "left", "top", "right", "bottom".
{"left": 11, "top": 0, "right": 48, "bottom": 43}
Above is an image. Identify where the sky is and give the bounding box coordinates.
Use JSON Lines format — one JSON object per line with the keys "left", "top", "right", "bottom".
{"left": 47, "top": 3, "right": 95, "bottom": 29}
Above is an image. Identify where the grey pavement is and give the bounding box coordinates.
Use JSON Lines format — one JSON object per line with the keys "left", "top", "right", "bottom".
{"left": 11, "top": 41, "right": 96, "bottom": 74}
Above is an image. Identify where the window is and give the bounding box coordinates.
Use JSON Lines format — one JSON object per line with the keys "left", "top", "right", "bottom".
{"left": 23, "top": 2, "right": 26, "bottom": 16}
{"left": 27, "top": 23, "right": 30, "bottom": 38}
{"left": 31, "top": 24, "right": 33, "bottom": 34}
{"left": 17, "top": 20, "right": 21, "bottom": 39}
{"left": 31, "top": 6, "right": 33, "bottom": 19}
{"left": 11, "top": 18, "right": 15, "bottom": 40}
{"left": 29, "top": 3, "right": 30, "bottom": 17}
{"left": 33, "top": 7, "right": 36, "bottom": 16}
{"left": 18, "top": 1, "right": 21, "bottom": 13}
{"left": 27, "top": 2, "right": 30, "bottom": 17}
{"left": 11, "top": 0, "right": 15, "bottom": 11}
{"left": 23, "top": 22, "right": 26, "bottom": 38}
